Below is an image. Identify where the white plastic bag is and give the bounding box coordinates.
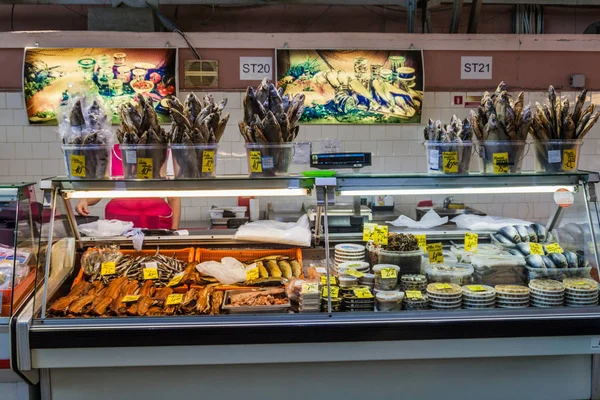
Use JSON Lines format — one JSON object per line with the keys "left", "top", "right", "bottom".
{"left": 386, "top": 209, "right": 448, "bottom": 229}
{"left": 196, "top": 257, "right": 249, "bottom": 284}
{"left": 78, "top": 220, "right": 134, "bottom": 237}
{"left": 234, "top": 215, "right": 311, "bottom": 247}
{"left": 451, "top": 214, "right": 533, "bottom": 231}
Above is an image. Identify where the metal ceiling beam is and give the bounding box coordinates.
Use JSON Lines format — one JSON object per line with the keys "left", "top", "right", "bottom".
{"left": 449, "top": 0, "right": 463, "bottom": 33}
{"left": 467, "top": 0, "right": 482, "bottom": 33}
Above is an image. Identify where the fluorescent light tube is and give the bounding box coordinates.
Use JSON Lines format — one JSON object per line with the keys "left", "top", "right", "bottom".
{"left": 67, "top": 188, "right": 308, "bottom": 199}
{"left": 340, "top": 186, "right": 576, "bottom": 196}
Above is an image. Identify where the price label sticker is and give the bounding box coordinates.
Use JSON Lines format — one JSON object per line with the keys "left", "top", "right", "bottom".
{"left": 380, "top": 267, "right": 398, "bottom": 279}
{"left": 143, "top": 268, "right": 159, "bottom": 280}
{"left": 442, "top": 151, "right": 459, "bottom": 173}
{"left": 374, "top": 225, "right": 388, "bottom": 246}
{"left": 429, "top": 149, "right": 440, "bottom": 171}
{"left": 144, "top": 261, "right": 158, "bottom": 269}
{"left": 101, "top": 262, "right": 116, "bottom": 276}
{"left": 493, "top": 152, "right": 509, "bottom": 174}
{"left": 353, "top": 287, "right": 373, "bottom": 298}
{"left": 121, "top": 295, "right": 140, "bottom": 303}
{"left": 69, "top": 154, "right": 86, "bottom": 177}
{"left": 434, "top": 283, "right": 452, "bottom": 290}
{"left": 322, "top": 286, "right": 340, "bottom": 298}
{"left": 320, "top": 275, "right": 336, "bottom": 285}
{"left": 344, "top": 268, "right": 365, "bottom": 278}
{"left": 249, "top": 151, "right": 263, "bottom": 173}
{"left": 166, "top": 293, "right": 183, "bottom": 306}
{"left": 406, "top": 290, "right": 423, "bottom": 300}
{"left": 302, "top": 283, "right": 319, "bottom": 294}
{"left": 562, "top": 149, "right": 577, "bottom": 171}
{"left": 363, "top": 223, "right": 376, "bottom": 242}
{"left": 427, "top": 243, "right": 444, "bottom": 264}
{"left": 545, "top": 243, "right": 563, "bottom": 254}
{"left": 137, "top": 158, "right": 153, "bottom": 179}
{"left": 467, "top": 285, "right": 486, "bottom": 292}
{"left": 530, "top": 243, "right": 544, "bottom": 255}
{"left": 167, "top": 273, "right": 184, "bottom": 287}
{"left": 246, "top": 266, "right": 259, "bottom": 281}
{"left": 465, "top": 232, "right": 478, "bottom": 252}
{"left": 202, "top": 150, "right": 215, "bottom": 173}
{"left": 415, "top": 234, "right": 427, "bottom": 252}
{"left": 548, "top": 150, "right": 561, "bottom": 164}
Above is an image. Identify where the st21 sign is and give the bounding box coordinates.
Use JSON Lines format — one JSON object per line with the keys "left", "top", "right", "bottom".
{"left": 461, "top": 56, "right": 492, "bottom": 80}
{"left": 240, "top": 57, "right": 273, "bottom": 80}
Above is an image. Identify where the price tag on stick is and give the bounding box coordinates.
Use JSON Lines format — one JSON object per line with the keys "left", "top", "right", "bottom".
{"left": 465, "top": 232, "right": 478, "bottom": 252}
{"left": 374, "top": 225, "right": 388, "bottom": 245}
{"left": 427, "top": 243, "right": 444, "bottom": 264}
{"left": 363, "top": 223, "right": 376, "bottom": 242}
{"left": 415, "top": 234, "right": 427, "bottom": 252}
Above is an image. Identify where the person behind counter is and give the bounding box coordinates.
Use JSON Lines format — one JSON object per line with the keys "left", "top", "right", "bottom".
{"left": 74, "top": 145, "right": 181, "bottom": 230}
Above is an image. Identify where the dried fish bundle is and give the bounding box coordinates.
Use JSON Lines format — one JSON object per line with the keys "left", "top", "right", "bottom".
{"left": 470, "top": 81, "right": 531, "bottom": 174}
{"left": 423, "top": 115, "right": 473, "bottom": 174}
{"left": 168, "top": 93, "right": 229, "bottom": 178}
{"left": 530, "top": 86, "right": 599, "bottom": 173}
{"left": 59, "top": 93, "right": 114, "bottom": 179}
{"left": 116, "top": 94, "right": 169, "bottom": 179}
{"left": 240, "top": 79, "right": 305, "bottom": 176}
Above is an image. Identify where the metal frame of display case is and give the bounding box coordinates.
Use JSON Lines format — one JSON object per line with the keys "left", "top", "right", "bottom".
{"left": 12, "top": 172, "right": 600, "bottom": 395}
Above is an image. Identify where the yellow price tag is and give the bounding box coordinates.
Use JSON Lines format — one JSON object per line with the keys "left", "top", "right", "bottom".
{"left": 121, "top": 295, "right": 140, "bottom": 303}
{"left": 406, "top": 290, "right": 423, "bottom": 300}
{"left": 353, "top": 287, "right": 373, "bottom": 298}
{"left": 545, "top": 243, "right": 563, "bottom": 254}
{"left": 101, "top": 262, "right": 116, "bottom": 276}
{"left": 166, "top": 293, "right": 183, "bottom": 306}
{"left": 562, "top": 149, "right": 577, "bottom": 171}
{"left": 320, "top": 275, "right": 336, "bottom": 285}
{"left": 465, "top": 232, "right": 478, "bottom": 252}
{"left": 344, "top": 268, "right": 365, "bottom": 278}
{"left": 467, "top": 285, "right": 486, "bottom": 292}
{"left": 415, "top": 234, "right": 427, "bottom": 252}
{"left": 143, "top": 268, "right": 159, "bottom": 280}
{"left": 137, "top": 158, "right": 153, "bottom": 179}
{"left": 302, "top": 283, "right": 319, "bottom": 294}
{"left": 427, "top": 243, "right": 444, "bottom": 264}
{"left": 530, "top": 243, "right": 544, "bottom": 255}
{"left": 374, "top": 225, "right": 388, "bottom": 246}
{"left": 249, "top": 151, "right": 263, "bottom": 173}
{"left": 167, "top": 273, "right": 184, "bottom": 287}
{"left": 322, "top": 286, "right": 340, "bottom": 298}
{"left": 363, "top": 223, "right": 376, "bottom": 242}
{"left": 442, "top": 151, "right": 459, "bottom": 173}
{"left": 434, "top": 283, "right": 452, "bottom": 290}
{"left": 246, "top": 266, "right": 259, "bottom": 281}
{"left": 572, "top": 281, "right": 589, "bottom": 286}
{"left": 493, "top": 152, "right": 509, "bottom": 174}
{"left": 380, "top": 267, "right": 398, "bottom": 279}
{"left": 202, "top": 150, "right": 215, "bottom": 173}
{"left": 69, "top": 154, "right": 86, "bottom": 177}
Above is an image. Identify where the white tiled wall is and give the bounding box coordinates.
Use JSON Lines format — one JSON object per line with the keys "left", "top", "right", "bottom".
{"left": 2, "top": 89, "right": 600, "bottom": 223}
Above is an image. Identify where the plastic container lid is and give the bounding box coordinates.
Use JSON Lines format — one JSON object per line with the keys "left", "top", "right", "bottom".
{"left": 376, "top": 291, "right": 404, "bottom": 302}
{"left": 462, "top": 284, "right": 496, "bottom": 297}
{"left": 426, "top": 282, "right": 462, "bottom": 296}
{"left": 401, "top": 274, "right": 427, "bottom": 283}
{"left": 335, "top": 244, "right": 366, "bottom": 253}
{"left": 563, "top": 278, "right": 599, "bottom": 291}
{"left": 529, "top": 279, "right": 565, "bottom": 292}
{"left": 495, "top": 285, "right": 530, "bottom": 295}
{"left": 424, "top": 263, "right": 474, "bottom": 283}
{"left": 373, "top": 264, "right": 401, "bottom": 273}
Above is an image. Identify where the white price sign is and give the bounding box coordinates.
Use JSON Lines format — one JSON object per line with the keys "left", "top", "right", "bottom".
{"left": 461, "top": 56, "right": 492, "bottom": 80}
{"left": 240, "top": 57, "right": 273, "bottom": 80}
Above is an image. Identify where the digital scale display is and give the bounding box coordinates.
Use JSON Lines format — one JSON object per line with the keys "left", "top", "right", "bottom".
{"left": 310, "top": 153, "right": 372, "bottom": 169}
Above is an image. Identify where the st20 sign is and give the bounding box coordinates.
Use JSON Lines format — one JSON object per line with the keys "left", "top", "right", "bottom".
{"left": 461, "top": 56, "right": 492, "bottom": 80}
{"left": 240, "top": 57, "right": 273, "bottom": 80}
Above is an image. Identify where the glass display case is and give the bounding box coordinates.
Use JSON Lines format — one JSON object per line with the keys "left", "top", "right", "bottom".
{"left": 13, "top": 173, "right": 600, "bottom": 400}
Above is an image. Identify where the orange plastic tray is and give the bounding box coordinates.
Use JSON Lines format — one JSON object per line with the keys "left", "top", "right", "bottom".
{"left": 72, "top": 247, "right": 195, "bottom": 288}
{"left": 195, "top": 247, "right": 302, "bottom": 264}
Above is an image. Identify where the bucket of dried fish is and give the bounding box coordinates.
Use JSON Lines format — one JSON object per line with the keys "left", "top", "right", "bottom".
{"left": 62, "top": 144, "right": 112, "bottom": 179}
{"left": 171, "top": 143, "right": 219, "bottom": 179}
{"left": 120, "top": 144, "right": 170, "bottom": 179}
{"left": 475, "top": 140, "right": 528, "bottom": 174}
{"left": 245, "top": 143, "right": 294, "bottom": 177}
{"left": 532, "top": 140, "right": 582, "bottom": 174}
{"left": 424, "top": 141, "right": 473, "bottom": 175}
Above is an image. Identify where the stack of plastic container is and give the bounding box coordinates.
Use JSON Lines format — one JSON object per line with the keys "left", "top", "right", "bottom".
{"left": 334, "top": 244, "right": 365, "bottom": 269}
{"left": 426, "top": 283, "right": 463, "bottom": 310}
{"left": 298, "top": 283, "right": 322, "bottom": 313}
{"left": 529, "top": 279, "right": 565, "bottom": 308}
{"left": 400, "top": 274, "right": 427, "bottom": 292}
{"left": 462, "top": 284, "right": 496, "bottom": 309}
{"left": 495, "top": 285, "right": 530, "bottom": 308}
{"left": 563, "top": 278, "right": 598, "bottom": 307}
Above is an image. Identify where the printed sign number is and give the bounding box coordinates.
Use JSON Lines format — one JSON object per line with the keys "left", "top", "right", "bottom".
{"left": 202, "top": 151, "right": 215, "bottom": 173}
{"left": 249, "top": 151, "right": 263, "bottom": 173}
{"left": 442, "top": 152, "right": 459, "bottom": 173}
{"left": 240, "top": 57, "right": 273, "bottom": 80}
{"left": 137, "top": 158, "right": 153, "bottom": 179}
{"left": 70, "top": 154, "right": 86, "bottom": 177}
{"left": 461, "top": 56, "right": 493, "bottom": 80}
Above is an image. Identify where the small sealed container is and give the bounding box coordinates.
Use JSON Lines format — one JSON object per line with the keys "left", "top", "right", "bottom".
{"left": 532, "top": 140, "right": 582, "bottom": 173}
{"left": 62, "top": 145, "right": 112, "bottom": 180}
{"left": 376, "top": 291, "right": 404, "bottom": 312}
{"left": 171, "top": 144, "right": 219, "bottom": 179}
{"left": 470, "top": 254, "right": 527, "bottom": 286}
{"left": 373, "top": 264, "right": 400, "bottom": 290}
{"left": 245, "top": 143, "right": 294, "bottom": 177}
{"left": 377, "top": 249, "right": 422, "bottom": 275}
{"left": 475, "top": 140, "right": 528, "bottom": 175}
{"left": 450, "top": 243, "right": 503, "bottom": 263}
{"left": 120, "top": 144, "right": 170, "bottom": 179}
{"left": 423, "top": 262, "right": 474, "bottom": 285}
{"left": 424, "top": 141, "right": 473, "bottom": 175}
